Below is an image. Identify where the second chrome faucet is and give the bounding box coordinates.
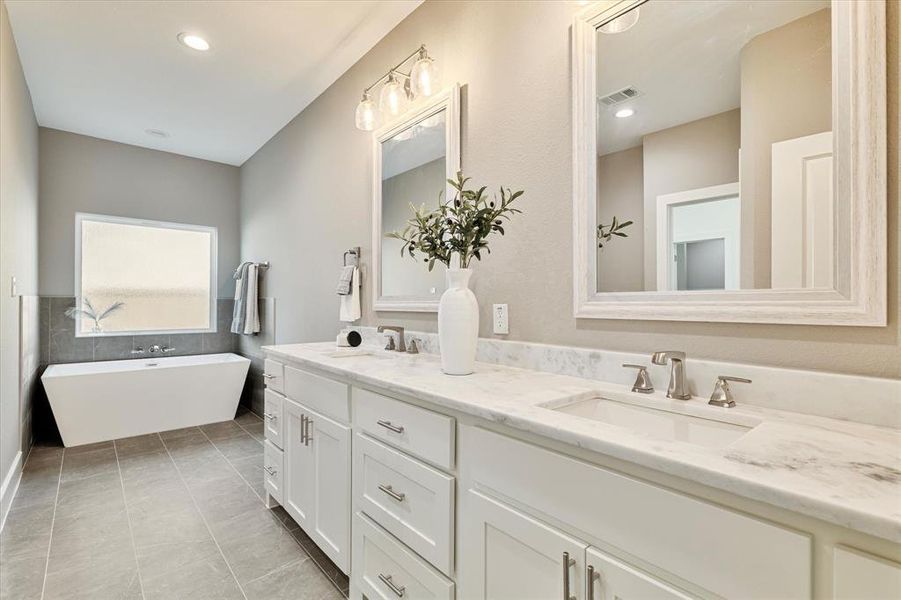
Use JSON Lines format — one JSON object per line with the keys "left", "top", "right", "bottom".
{"left": 650, "top": 350, "right": 691, "bottom": 400}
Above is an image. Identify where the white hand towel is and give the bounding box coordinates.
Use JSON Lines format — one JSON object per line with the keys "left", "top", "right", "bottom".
{"left": 339, "top": 267, "right": 361, "bottom": 322}
{"left": 243, "top": 263, "right": 261, "bottom": 334}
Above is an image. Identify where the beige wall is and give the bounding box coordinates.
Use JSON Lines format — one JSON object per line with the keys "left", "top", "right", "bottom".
{"left": 0, "top": 0, "right": 39, "bottom": 507}
{"left": 740, "top": 8, "right": 832, "bottom": 288}
{"left": 240, "top": 0, "right": 900, "bottom": 379}
{"left": 597, "top": 146, "right": 643, "bottom": 293}
{"left": 382, "top": 157, "right": 447, "bottom": 298}
{"left": 38, "top": 129, "right": 241, "bottom": 298}
{"left": 641, "top": 109, "right": 741, "bottom": 290}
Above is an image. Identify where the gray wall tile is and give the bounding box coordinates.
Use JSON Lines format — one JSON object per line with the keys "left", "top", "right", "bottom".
{"left": 93, "top": 336, "right": 134, "bottom": 362}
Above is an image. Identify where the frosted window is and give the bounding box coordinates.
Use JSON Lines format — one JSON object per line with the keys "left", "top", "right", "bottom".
{"left": 76, "top": 215, "right": 216, "bottom": 335}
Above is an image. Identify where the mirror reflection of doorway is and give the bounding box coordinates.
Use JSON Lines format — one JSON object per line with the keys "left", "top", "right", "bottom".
{"left": 675, "top": 238, "right": 726, "bottom": 291}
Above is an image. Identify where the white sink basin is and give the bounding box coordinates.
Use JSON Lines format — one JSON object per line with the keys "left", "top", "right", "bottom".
{"left": 551, "top": 396, "right": 755, "bottom": 449}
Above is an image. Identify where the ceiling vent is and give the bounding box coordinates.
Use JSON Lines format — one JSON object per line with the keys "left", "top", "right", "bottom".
{"left": 598, "top": 86, "right": 641, "bottom": 107}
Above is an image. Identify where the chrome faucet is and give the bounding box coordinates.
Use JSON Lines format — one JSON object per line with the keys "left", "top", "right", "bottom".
{"left": 148, "top": 345, "right": 175, "bottom": 354}
{"left": 650, "top": 351, "right": 691, "bottom": 400}
{"left": 377, "top": 325, "right": 406, "bottom": 352}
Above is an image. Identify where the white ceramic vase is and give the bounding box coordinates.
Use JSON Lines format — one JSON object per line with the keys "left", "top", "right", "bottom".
{"left": 438, "top": 265, "right": 478, "bottom": 375}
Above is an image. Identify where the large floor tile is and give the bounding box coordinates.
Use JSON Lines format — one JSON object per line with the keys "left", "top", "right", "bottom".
{"left": 59, "top": 446, "right": 117, "bottom": 482}
{"left": 0, "top": 555, "right": 47, "bottom": 600}
{"left": 135, "top": 536, "right": 220, "bottom": 580}
{"left": 219, "top": 525, "right": 307, "bottom": 585}
{"left": 114, "top": 433, "right": 165, "bottom": 458}
{"left": 191, "top": 477, "right": 264, "bottom": 526}
{"left": 141, "top": 551, "right": 243, "bottom": 600}
{"left": 43, "top": 559, "right": 140, "bottom": 600}
{"left": 0, "top": 503, "right": 54, "bottom": 562}
{"left": 211, "top": 432, "right": 263, "bottom": 461}
{"left": 129, "top": 503, "right": 211, "bottom": 549}
{"left": 229, "top": 454, "right": 265, "bottom": 498}
{"left": 244, "top": 557, "right": 338, "bottom": 600}
{"left": 199, "top": 420, "right": 246, "bottom": 441}
{"left": 53, "top": 472, "right": 125, "bottom": 521}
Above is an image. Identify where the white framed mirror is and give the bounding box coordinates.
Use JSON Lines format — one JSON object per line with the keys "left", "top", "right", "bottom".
{"left": 372, "top": 84, "right": 461, "bottom": 312}
{"left": 572, "top": 0, "right": 886, "bottom": 325}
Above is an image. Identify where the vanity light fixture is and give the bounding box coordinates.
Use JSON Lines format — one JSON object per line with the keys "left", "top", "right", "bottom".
{"left": 599, "top": 7, "right": 640, "bottom": 34}
{"left": 354, "top": 44, "right": 440, "bottom": 131}
{"left": 614, "top": 108, "right": 635, "bottom": 118}
{"left": 177, "top": 32, "right": 210, "bottom": 51}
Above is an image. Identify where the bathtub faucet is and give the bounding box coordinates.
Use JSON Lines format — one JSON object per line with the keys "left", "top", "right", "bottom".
{"left": 147, "top": 345, "right": 175, "bottom": 354}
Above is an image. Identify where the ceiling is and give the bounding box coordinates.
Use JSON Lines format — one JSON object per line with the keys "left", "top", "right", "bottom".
{"left": 5, "top": 0, "right": 422, "bottom": 165}
{"left": 596, "top": 0, "right": 830, "bottom": 156}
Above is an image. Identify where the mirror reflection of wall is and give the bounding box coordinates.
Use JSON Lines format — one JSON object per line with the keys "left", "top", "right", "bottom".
{"left": 380, "top": 109, "right": 448, "bottom": 298}
{"left": 595, "top": 0, "right": 833, "bottom": 294}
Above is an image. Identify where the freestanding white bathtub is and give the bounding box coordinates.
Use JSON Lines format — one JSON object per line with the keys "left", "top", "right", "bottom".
{"left": 42, "top": 353, "right": 250, "bottom": 447}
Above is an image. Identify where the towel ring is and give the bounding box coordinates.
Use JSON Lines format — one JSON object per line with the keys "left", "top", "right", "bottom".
{"left": 343, "top": 247, "right": 361, "bottom": 267}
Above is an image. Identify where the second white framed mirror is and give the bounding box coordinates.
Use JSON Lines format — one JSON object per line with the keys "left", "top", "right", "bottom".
{"left": 372, "top": 83, "right": 461, "bottom": 312}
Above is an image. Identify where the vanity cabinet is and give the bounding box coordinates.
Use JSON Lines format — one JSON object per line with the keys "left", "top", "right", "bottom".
{"left": 459, "top": 425, "right": 812, "bottom": 599}
{"left": 833, "top": 546, "right": 901, "bottom": 599}
{"left": 283, "top": 398, "right": 351, "bottom": 572}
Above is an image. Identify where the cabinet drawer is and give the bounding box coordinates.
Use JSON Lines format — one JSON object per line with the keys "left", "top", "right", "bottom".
{"left": 354, "top": 387, "right": 455, "bottom": 470}
{"left": 263, "top": 389, "right": 284, "bottom": 449}
{"left": 355, "top": 433, "right": 454, "bottom": 575}
{"left": 353, "top": 512, "right": 454, "bottom": 600}
{"left": 263, "top": 358, "right": 284, "bottom": 394}
{"left": 461, "top": 426, "right": 812, "bottom": 599}
{"left": 833, "top": 546, "right": 901, "bottom": 599}
{"left": 263, "top": 440, "right": 283, "bottom": 504}
{"left": 285, "top": 366, "right": 349, "bottom": 423}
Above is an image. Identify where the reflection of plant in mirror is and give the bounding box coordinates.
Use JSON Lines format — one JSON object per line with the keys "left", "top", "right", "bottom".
{"left": 386, "top": 171, "right": 524, "bottom": 270}
{"left": 597, "top": 216, "right": 633, "bottom": 249}
{"left": 65, "top": 298, "right": 125, "bottom": 333}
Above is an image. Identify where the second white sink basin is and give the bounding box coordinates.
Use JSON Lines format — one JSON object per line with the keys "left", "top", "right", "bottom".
{"left": 551, "top": 396, "right": 755, "bottom": 449}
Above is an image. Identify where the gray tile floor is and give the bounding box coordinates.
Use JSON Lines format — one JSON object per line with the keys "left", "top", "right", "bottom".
{"left": 0, "top": 408, "right": 349, "bottom": 600}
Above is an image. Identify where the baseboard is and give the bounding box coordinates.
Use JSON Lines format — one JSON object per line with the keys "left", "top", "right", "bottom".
{"left": 0, "top": 450, "right": 24, "bottom": 532}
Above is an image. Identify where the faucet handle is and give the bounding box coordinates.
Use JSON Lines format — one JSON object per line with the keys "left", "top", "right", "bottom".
{"left": 709, "top": 375, "right": 751, "bottom": 408}
{"left": 130, "top": 346, "right": 144, "bottom": 355}
{"left": 384, "top": 335, "right": 396, "bottom": 351}
{"left": 623, "top": 363, "right": 654, "bottom": 394}
{"left": 407, "top": 338, "right": 419, "bottom": 354}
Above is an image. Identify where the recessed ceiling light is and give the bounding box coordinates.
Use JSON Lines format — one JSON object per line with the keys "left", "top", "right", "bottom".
{"left": 145, "top": 128, "right": 170, "bottom": 138}
{"left": 614, "top": 108, "right": 635, "bottom": 118}
{"left": 177, "top": 32, "right": 210, "bottom": 52}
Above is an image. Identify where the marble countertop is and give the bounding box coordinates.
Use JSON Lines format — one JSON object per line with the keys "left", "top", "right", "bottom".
{"left": 262, "top": 342, "right": 901, "bottom": 543}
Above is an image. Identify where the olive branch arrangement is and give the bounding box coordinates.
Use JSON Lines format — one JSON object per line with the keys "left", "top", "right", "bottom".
{"left": 386, "top": 171, "right": 524, "bottom": 270}
{"left": 597, "top": 216, "right": 633, "bottom": 249}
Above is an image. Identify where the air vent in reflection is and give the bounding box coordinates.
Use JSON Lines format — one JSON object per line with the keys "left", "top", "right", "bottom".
{"left": 598, "top": 86, "right": 641, "bottom": 106}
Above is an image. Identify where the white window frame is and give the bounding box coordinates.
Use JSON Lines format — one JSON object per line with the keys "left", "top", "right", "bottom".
{"left": 74, "top": 212, "right": 218, "bottom": 337}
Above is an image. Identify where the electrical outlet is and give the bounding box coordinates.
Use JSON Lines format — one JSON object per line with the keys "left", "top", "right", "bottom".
{"left": 492, "top": 303, "right": 509, "bottom": 335}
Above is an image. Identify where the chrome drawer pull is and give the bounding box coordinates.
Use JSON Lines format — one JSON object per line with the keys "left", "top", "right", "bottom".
{"left": 562, "top": 552, "right": 575, "bottom": 600}
{"left": 304, "top": 416, "right": 312, "bottom": 446}
{"left": 300, "top": 415, "right": 307, "bottom": 444}
{"left": 263, "top": 412, "right": 277, "bottom": 421}
{"left": 587, "top": 564, "right": 596, "bottom": 599}
{"left": 264, "top": 466, "right": 277, "bottom": 476}
{"left": 262, "top": 373, "right": 275, "bottom": 380}
{"left": 378, "top": 573, "right": 405, "bottom": 597}
{"left": 378, "top": 484, "right": 406, "bottom": 502}
{"left": 377, "top": 420, "right": 404, "bottom": 434}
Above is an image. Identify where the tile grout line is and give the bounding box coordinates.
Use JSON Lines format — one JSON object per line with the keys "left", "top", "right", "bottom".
{"left": 157, "top": 432, "right": 249, "bottom": 600}
{"left": 38, "top": 448, "right": 65, "bottom": 600}
{"left": 112, "top": 440, "right": 147, "bottom": 600}
{"left": 202, "top": 422, "right": 348, "bottom": 597}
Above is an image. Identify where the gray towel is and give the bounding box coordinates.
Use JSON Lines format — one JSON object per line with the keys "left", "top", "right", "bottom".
{"left": 231, "top": 262, "right": 252, "bottom": 333}
{"left": 336, "top": 265, "right": 355, "bottom": 296}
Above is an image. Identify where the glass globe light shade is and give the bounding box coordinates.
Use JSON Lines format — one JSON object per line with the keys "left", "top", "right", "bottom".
{"left": 410, "top": 54, "right": 440, "bottom": 97}
{"left": 354, "top": 92, "right": 379, "bottom": 131}
{"left": 599, "top": 7, "right": 640, "bottom": 34}
{"left": 379, "top": 72, "right": 409, "bottom": 117}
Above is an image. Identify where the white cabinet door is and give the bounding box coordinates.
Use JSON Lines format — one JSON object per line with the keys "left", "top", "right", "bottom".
{"left": 307, "top": 406, "right": 351, "bottom": 574}
{"left": 833, "top": 546, "right": 901, "bottom": 600}
{"left": 283, "top": 398, "right": 314, "bottom": 529}
{"left": 586, "top": 547, "right": 692, "bottom": 600}
{"left": 460, "top": 489, "right": 588, "bottom": 600}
